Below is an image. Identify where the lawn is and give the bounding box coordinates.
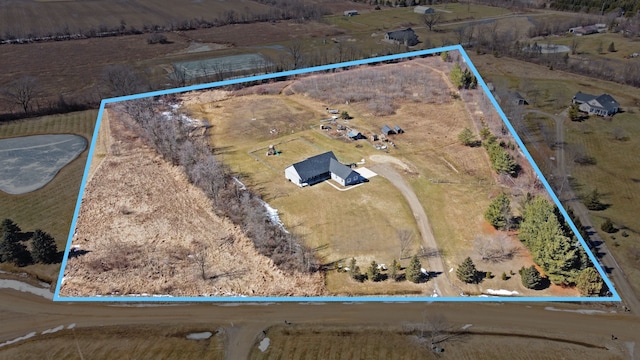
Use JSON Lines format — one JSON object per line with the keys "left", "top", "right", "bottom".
{"left": 0, "top": 110, "right": 97, "bottom": 282}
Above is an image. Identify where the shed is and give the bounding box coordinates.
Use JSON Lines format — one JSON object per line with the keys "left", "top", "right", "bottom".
{"left": 348, "top": 130, "right": 365, "bottom": 140}
{"left": 414, "top": 6, "right": 435, "bottom": 14}
{"left": 344, "top": 10, "right": 359, "bottom": 16}
{"left": 510, "top": 92, "right": 528, "bottom": 106}
{"left": 394, "top": 125, "right": 404, "bottom": 134}
{"left": 381, "top": 125, "right": 396, "bottom": 135}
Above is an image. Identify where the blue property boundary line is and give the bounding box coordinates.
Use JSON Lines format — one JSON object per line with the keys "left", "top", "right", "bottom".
{"left": 53, "top": 45, "right": 620, "bottom": 302}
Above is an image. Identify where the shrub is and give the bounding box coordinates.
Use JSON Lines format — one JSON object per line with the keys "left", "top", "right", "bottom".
{"left": 519, "top": 265, "right": 543, "bottom": 289}
{"left": 601, "top": 218, "right": 617, "bottom": 233}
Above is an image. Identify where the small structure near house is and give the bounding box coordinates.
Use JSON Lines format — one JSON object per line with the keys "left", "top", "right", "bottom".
{"left": 381, "top": 125, "right": 396, "bottom": 135}
{"left": 321, "top": 124, "right": 331, "bottom": 130}
{"left": 371, "top": 134, "right": 379, "bottom": 141}
{"left": 572, "top": 91, "right": 619, "bottom": 116}
{"left": 414, "top": 6, "right": 435, "bottom": 14}
{"left": 327, "top": 108, "right": 340, "bottom": 114}
{"left": 344, "top": 10, "right": 359, "bottom": 16}
{"left": 384, "top": 28, "right": 419, "bottom": 47}
{"left": 510, "top": 91, "right": 528, "bottom": 106}
{"left": 348, "top": 130, "right": 365, "bottom": 140}
{"left": 394, "top": 125, "right": 404, "bottom": 134}
{"left": 285, "top": 151, "right": 362, "bottom": 187}
{"left": 266, "top": 144, "right": 280, "bottom": 156}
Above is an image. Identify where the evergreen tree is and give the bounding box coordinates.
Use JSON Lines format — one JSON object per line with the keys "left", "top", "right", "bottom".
{"left": 0, "top": 232, "right": 31, "bottom": 266}
{"left": 519, "top": 265, "right": 543, "bottom": 289}
{"left": 600, "top": 218, "right": 616, "bottom": 233}
{"left": 458, "top": 127, "right": 475, "bottom": 146}
{"left": 0, "top": 218, "right": 21, "bottom": 237}
{"left": 31, "top": 229, "right": 58, "bottom": 264}
{"left": 456, "top": 257, "right": 477, "bottom": 283}
{"left": 568, "top": 103, "right": 580, "bottom": 121}
{"left": 405, "top": 254, "right": 422, "bottom": 283}
{"left": 576, "top": 267, "right": 603, "bottom": 296}
{"left": 584, "top": 188, "right": 605, "bottom": 211}
{"left": 389, "top": 259, "right": 399, "bottom": 281}
{"left": 484, "top": 193, "right": 511, "bottom": 229}
{"left": 607, "top": 41, "right": 616, "bottom": 52}
{"left": 450, "top": 63, "right": 464, "bottom": 89}
{"left": 368, "top": 260, "right": 382, "bottom": 282}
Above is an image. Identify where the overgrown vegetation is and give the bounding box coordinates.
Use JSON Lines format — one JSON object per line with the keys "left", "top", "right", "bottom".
{"left": 118, "top": 98, "right": 318, "bottom": 274}
{"left": 483, "top": 132, "right": 518, "bottom": 176}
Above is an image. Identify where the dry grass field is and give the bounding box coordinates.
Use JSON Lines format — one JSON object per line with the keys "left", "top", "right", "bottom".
{"left": 0, "top": 324, "right": 225, "bottom": 360}
{"left": 249, "top": 324, "right": 619, "bottom": 360}
{"left": 0, "top": 110, "right": 97, "bottom": 283}
{"left": 59, "top": 107, "right": 324, "bottom": 297}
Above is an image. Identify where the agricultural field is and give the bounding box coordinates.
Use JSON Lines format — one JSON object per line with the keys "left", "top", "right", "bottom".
{"left": 250, "top": 324, "right": 616, "bottom": 360}
{"left": 0, "top": 324, "right": 225, "bottom": 360}
{"left": 0, "top": 110, "right": 97, "bottom": 283}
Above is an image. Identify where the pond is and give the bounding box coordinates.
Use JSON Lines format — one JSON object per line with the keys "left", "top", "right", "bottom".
{"left": 0, "top": 134, "right": 87, "bottom": 194}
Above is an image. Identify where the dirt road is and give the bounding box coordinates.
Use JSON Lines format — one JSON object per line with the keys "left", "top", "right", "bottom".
{"left": 370, "top": 162, "right": 458, "bottom": 297}
{"left": 1, "top": 288, "right": 638, "bottom": 359}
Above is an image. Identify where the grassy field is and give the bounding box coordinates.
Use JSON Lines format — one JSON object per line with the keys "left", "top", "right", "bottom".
{"left": 545, "top": 32, "right": 640, "bottom": 60}
{"left": 184, "top": 57, "right": 567, "bottom": 296}
{"left": 0, "top": 110, "right": 97, "bottom": 282}
{"left": 249, "top": 324, "right": 614, "bottom": 360}
{"left": 0, "top": 324, "right": 224, "bottom": 360}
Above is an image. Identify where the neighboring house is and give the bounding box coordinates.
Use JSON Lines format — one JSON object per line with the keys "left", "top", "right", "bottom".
{"left": 414, "top": 6, "right": 435, "bottom": 14}
{"left": 285, "top": 151, "right": 362, "bottom": 187}
{"left": 344, "top": 10, "right": 359, "bottom": 16}
{"left": 384, "top": 28, "right": 419, "bottom": 47}
{"left": 572, "top": 92, "right": 620, "bottom": 116}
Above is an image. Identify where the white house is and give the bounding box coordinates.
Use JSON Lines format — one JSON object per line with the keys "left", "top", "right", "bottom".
{"left": 414, "top": 6, "right": 435, "bottom": 14}
{"left": 285, "top": 151, "right": 362, "bottom": 187}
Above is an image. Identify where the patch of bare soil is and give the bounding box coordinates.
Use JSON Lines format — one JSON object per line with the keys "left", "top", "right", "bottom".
{"left": 59, "top": 109, "right": 324, "bottom": 297}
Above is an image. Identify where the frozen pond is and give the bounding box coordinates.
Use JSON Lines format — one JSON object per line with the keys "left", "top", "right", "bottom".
{"left": 0, "top": 134, "right": 87, "bottom": 194}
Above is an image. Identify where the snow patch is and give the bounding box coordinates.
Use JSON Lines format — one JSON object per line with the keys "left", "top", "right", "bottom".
{"left": 67, "top": 324, "right": 76, "bottom": 329}
{"left": 0, "top": 279, "right": 53, "bottom": 299}
{"left": 544, "top": 306, "right": 606, "bottom": 315}
{"left": 0, "top": 332, "right": 37, "bottom": 348}
{"left": 42, "top": 325, "right": 64, "bottom": 335}
{"left": 186, "top": 331, "right": 213, "bottom": 340}
{"left": 461, "top": 324, "right": 473, "bottom": 330}
{"left": 485, "top": 289, "right": 519, "bottom": 296}
{"left": 259, "top": 337, "right": 271, "bottom": 352}
{"left": 259, "top": 199, "right": 289, "bottom": 233}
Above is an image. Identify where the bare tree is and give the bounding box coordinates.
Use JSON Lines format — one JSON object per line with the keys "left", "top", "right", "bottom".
{"left": 398, "top": 229, "right": 414, "bottom": 260}
{"left": 101, "top": 64, "right": 146, "bottom": 97}
{"left": 3, "top": 76, "right": 40, "bottom": 114}
{"left": 475, "top": 234, "right": 519, "bottom": 263}
{"left": 170, "top": 64, "right": 189, "bottom": 88}
{"left": 423, "top": 12, "right": 443, "bottom": 32}
{"left": 286, "top": 39, "right": 305, "bottom": 70}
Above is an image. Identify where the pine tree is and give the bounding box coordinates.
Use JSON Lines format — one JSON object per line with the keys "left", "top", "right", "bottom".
{"left": 389, "top": 259, "right": 399, "bottom": 281}
{"left": 519, "top": 265, "right": 543, "bottom": 289}
{"left": 600, "top": 218, "right": 616, "bottom": 233}
{"left": 31, "top": 229, "right": 58, "bottom": 264}
{"left": 368, "top": 260, "right": 382, "bottom": 282}
{"left": 0, "top": 233, "right": 31, "bottom": 266}
{"left": 456, "top": 257, "right": 477, "bottom": 283}
{"left": 576, "top": 267, "right": 603, "bottom": 296}
{"left": 450, "top": 63, "right": 464, "bottom": 89}
{"left": 484, "top": 193, "right": 511, "bottom": 229}
{"left": 405, "top": 254, "right": 422, "bottom": 283}
{"left": 0, "top": 218, "right": 21, "bottom": 237}
{"left": 607, "top": 41, "right": 616, "bottom": 53}
{"left": 458, "top": 127, "right": 475, "bottom": 146}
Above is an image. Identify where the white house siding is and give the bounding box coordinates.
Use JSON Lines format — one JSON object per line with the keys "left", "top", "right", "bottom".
{"left": 285, "top": 166, "right": 302, "bottom": 187}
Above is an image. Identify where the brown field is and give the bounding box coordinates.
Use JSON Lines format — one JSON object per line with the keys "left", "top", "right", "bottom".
{"left": 59, "top": 107, "right": 324, "bottom": 297}
{"left": 0, "top": 324, "right": 225, "bottom": 360}
{"left": 250, "top": 324, "right": 620, "bottom": 360}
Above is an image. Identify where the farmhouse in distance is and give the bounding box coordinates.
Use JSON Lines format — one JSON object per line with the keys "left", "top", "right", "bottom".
{"left": 572, "top": 91, "right": 620, "bottom": 116}
{"left": 285, "top": 151, "right": 362, "bottom": 187}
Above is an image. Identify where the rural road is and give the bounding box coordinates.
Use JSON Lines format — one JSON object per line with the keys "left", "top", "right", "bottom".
{"left": 370, "top": 162, "right": 458, "bottom": 297}
{"left": 1, "top": 288, "right": 639, "bottom": 359}
{"left": 519, "top": 108, "right": 640, "bottom": 314}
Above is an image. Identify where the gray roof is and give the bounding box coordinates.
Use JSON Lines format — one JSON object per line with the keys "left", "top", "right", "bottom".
{"left": 291, "top": 151, "right": 337, "bottom": 182}
{"left": 329, "top": 158, "right": 358, "bottom": 180}
{"left": 385, "top": 28, "right": 418, "bottom": 46}
{"left": 382, "top": 125, "right": 395, "bottom": 134}
{"left": 573, "top": 92, "right": 619, "bottom": 112}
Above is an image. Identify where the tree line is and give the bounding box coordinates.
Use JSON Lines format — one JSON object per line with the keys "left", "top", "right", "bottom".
{"left": 0, "top": 219, "right": 60, "bottom": 266}
{"left": 118, "top": 98, "right": 318, "bottom": 274}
